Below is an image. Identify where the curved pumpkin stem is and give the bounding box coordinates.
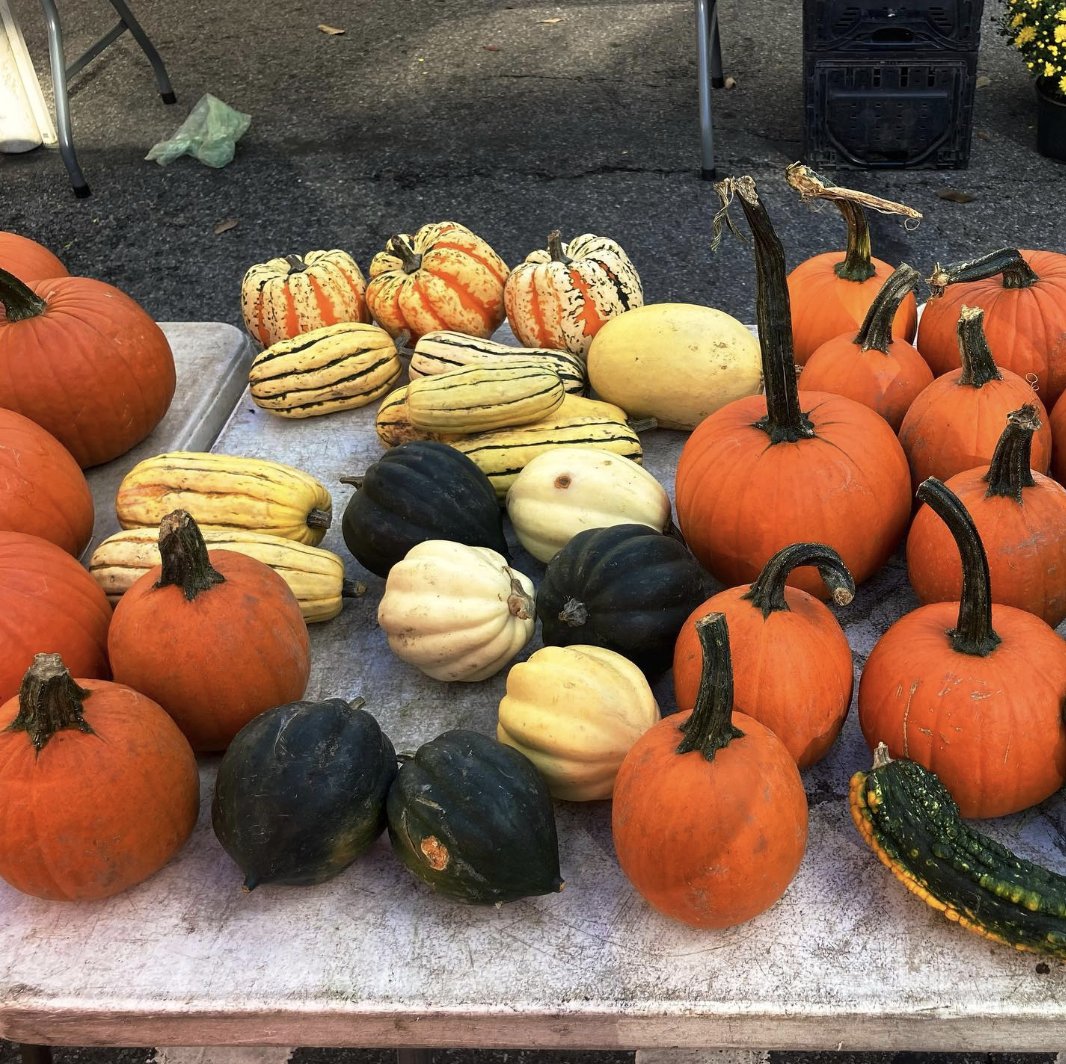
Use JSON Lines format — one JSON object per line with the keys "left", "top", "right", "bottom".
{"left": 676, "top": 612, "right": 744, "bottom": 761}
{"left": 915, "top": 478, "right": 1001, "bottom": 657}
{"left": 156, "top": 509, "right": 226, "bottom": 601}
{"left": 546, "top": 230, "right": 572, "bottom": 265}
{"left": 714, "top": 175, "right": 814, "bottom": 444}
{"left": 7, "top": 653, "right": 94, "bottom": 753}
{"left": 388, "top": 235, "right": 422, "bottom": 274}
{"left": 928, "top": 248, "right": 1040, "bottom": 297}
{"left": 742, "top": 542, "right": 855, "bottom": 617}
{"left": 956, "top": 306, "right": 1002, "bottom": 388}
{"left": 0, "top": 266, "right": 47, "bottom": 322}
{"left": 854, "top": 264, "right": 921, "bottom": 354}
{"left": 984, "top": 405, "right": 1039, "bottom": 502}
{"left": 284, "top": 254, "right": 308, "bottom": 275}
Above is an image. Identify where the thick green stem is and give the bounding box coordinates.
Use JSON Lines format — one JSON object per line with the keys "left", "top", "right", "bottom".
{"left": 742, "top": 542, "right": 855, "bottom": 617}
{"left": 307, "top": 506, "right": 332, "bottom": 530}
{"left": 284, "top": 254, "right": 308, "bottom": 275}
{"left": 983, "top": 405, "right": 1039, "bottom": 502}
{"left": 389, "top": 235, "right": 423, "bottom": 274}
{"left": 546, "top": 230, "right": 572, "bottom": 264}
{"left": 915, "top": 478, "right": 1001, "bottom": 657}
{"left": 854, "top": 264, "right": 921, "bottom": 353}
{"left": 6, "top": 653, "right": 94, "bottom": 753}
{"left": 957, "top": 306, "right": 1002, "bottom": 388}
{"left": 0, "top": 266, "right": 47, "bottom": 322}
{"left": 928, "top": 248, "right": 1040, "bottom": 297}
{"left": 715, "top": 176, "right": 814, "bottom": 444}
{"left": 676, "top": 612, "right": 744, "bottom": 760}
{"left": 833, "top": 201, "right": 877, "bottom": 283}
{"left": 155, "top": 510, "right": 226, "bottom": 601}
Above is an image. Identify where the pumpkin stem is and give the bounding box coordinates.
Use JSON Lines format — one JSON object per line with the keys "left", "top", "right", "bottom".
{"left": 0, "top": 266, "right": 47, "bottom": 322}
{"left": 558, "top": 596, "right": 588, "bottom": 627}
{"left": 783, "top": 163, "right": 922, "bottom": 284}
{"left": 871, "top": 741, "right": 893, "bottom": 770}
{"left": 927, "top": 248, "right": 1040, "bottom": 297}
{"left": 6, "top": 653, "right": 94, "bottom": 753}
{"left": 389, "top": 235, "right": 423, "bottom": 274}
{"left": 742, "top": 542, "right": 855, "bottom": 617}
{"left": 956, "top": 306, "right": 1002, "bottom": 388}
{"left": 713, "top": 175, "right": 814, "bottom": 444}
{"left": 984, "top": 405, "right": 1039, "bottom": 502}
{"left": 507, "top": 573, "right": 534, "bottom": 620}
{"left": 284, "top": 254, "right": 308, "bottom": 275}
{"left": 155, "top": 509, "right": 227, "bottom": 601}
{"left": 915, "top": 478, "right": 1002, "bottom": 658}
{"left": 854, "top": 264, "right": 921, "bottom": 354}
{"left": 341, "top": 578, "right": 365, "bottom": 599}
{"left": 307, "top": 506, "right": 333, "bottom": 531}
{"left": 546, "top": 230, "right": 572, "bottom": 265}
{"left": 339, "top": 475, "right": 364, "bottom": 489}
{"left": 675, "top": 612, "right": 745, "bottom": 761}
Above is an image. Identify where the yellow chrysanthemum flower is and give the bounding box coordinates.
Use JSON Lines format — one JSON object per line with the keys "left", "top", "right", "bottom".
{"left": 1017, "top": 24, "right": 1037, "bottom": 44}
{"left": 1013, "top": 11, "right": 1027, "bottom": 25}
{"left": 1060, "top": 74, "right": 1066, "bottom": 92}
{"left": 1058, "top": 7, "right": 1066, "bottom": 20}
{"left": 1055, "top": 23, "right": 1066, "bottom": 41}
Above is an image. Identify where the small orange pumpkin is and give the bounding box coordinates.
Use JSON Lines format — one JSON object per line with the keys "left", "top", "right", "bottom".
{"left": 0, "top": 232, "right": 67, "bottom": 283}
{"left": 107, "top": 510, "right": 311, "bottom": 752}
{"left": 860, "top": 477, "right": 1066, "bottom": 819}
{"left": 365, "top": 222, "right": 509, "bottom": 341}
{"left": 612, "top": 612, "right": 808, "bottom": 929}
{"left": 0, "top": 653, "right": 199, "bottom": 901}
{"left": 672, "top": 542, "right": 855, "bottom": 769}
{"left": 0, "top": 408, "right": 94, "bottom": 556}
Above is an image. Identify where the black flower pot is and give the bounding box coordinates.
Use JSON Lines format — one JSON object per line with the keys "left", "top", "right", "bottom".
{"left": 1037, "top": 78, "right": 1066, "bottom": 162}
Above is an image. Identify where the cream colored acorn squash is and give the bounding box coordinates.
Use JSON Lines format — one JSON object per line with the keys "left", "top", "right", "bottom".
{"left": 586, "top": 303, "right": 762, "bottom": 430}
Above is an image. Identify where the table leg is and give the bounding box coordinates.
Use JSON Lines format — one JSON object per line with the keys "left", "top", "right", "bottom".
{"left": 18, "top": 1045, "right": 54, "bottom": 1064}
{"left": 395, "top": 1050, "right": 433, "bottom": 1064}
{"left": 103, "top": 0, "right": 176, "bottom": 103}
{"left": 694, "top": 0, "right": 716, "bottom": 180}
{"left": 38, "top": 0, "right": 90, "bottom": 197}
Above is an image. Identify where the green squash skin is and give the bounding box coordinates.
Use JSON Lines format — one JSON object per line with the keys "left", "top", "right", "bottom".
{"left": 387, "top": 728, "right": 564, "bottom": 905}
{"left": 341, "top": 441, "right": 508, "bottom": 577}
{"left": 211, "top": 698, "right": 397, "bottom": 889}
{"left": 852, "top": 753, "right": 1066, "bottom": 956}
{"left": 536, "top": 523, "right": 707, "bottom": 675}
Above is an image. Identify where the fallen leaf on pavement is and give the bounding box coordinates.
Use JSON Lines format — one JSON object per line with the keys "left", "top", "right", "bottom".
{"left": 318, "top": 24, "right": 345, "bottom": 35}
{"left": 977, "top": 130, "right": 992, "bottom": 141}
{"left": 484, "top": 44, "right": 501, "bottom": 51}
{"left": 937, "top": 189, "right": 976, "bottom": 204}
{"left": 213, "top": 218, "right": 239, "bottom": 234}
{"left": 724, "top": 75, "right": 738, "bottom": 89}
{"left": 976, "top": 75, "right": 991, "bottom": 88}
{"left": 540, "top": 17, "right": 564, "bottom": 23}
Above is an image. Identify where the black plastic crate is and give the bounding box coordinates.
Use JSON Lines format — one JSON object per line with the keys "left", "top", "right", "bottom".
{"left": 804, "top": 0, "right": 984, "bottom": 51}
{"left": 804, "top": 52, "right": 978, "bottom": 168}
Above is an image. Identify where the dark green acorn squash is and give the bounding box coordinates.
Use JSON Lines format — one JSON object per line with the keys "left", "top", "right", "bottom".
{"left": 211, "top": 696, "right": 397, "bottom": 889}
{"left": 341, "top": 440, "right": 507, "bottom": 577}
{"left": 387, "top": 728, "right": 563, "bottom": 905}
{"left": 536, "top": 522, "right": 706, "bottom": 674}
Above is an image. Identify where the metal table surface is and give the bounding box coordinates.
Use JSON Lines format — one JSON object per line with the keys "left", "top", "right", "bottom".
{"left": 3, "top": 325, "right": 1066, "bottom": 1053}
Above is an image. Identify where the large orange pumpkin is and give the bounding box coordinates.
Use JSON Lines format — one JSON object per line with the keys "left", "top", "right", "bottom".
{"left": 907, "top": 405, "right": 1066, "bottom": 628}
{"left": 898, "top": 306, "right": 1051, "bottom": 493}
{"left": 107, "top": 510, "right": 311, "bottom": 752}
{"left": 799, "top": 263, "right": 933, "bottom": 431}
{"left": 916, "top": 248, "right": 1066, "bottom": 407}
{"left": 365, "top": 221, "right": 509, "bottom": 341}
{"left": 0, "top": 531, "right": 111, "bottom": 703}
{"left": 0, "top": 232, "right": 67, "bottom": 282}
{"left": 674, "top": 176, "right": 911, "bottom": 598}
{"left": 1051, "top": 387, "right": 1066, "bottom": 485}
{"left": 0, "top": 267, "right": 176, "bottom": 468}
{"left": 0, "top": 408, "right": 94, "bottom": 556}
{"left": 859, "top": 478, "right": 1066, "bottom": 820}
{"left": 612, "top": 612, "right": 808, "bottom": 929}
{"left": 672, "top": 542, "right": 855, "bottom": 769}
{"left": 784, "top": 164, "right": 919, "bottom": 365}
{"left": 0, "top": 653, "right": 199, "bottom": 901}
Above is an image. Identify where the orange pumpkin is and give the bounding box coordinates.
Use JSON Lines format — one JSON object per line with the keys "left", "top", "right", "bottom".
{"left": 0, "top": 408, "right": 94, "bottom": 556}
{"left": 799, "top": 263, "right": 933, "bottom": 431}
{"left": 674, "top": 176, "right": 911, "bottom": 598}
{"left": 107, "top": 510, "right": 311, "bottom": 752}
{"left": 860, "top": 478, "right": 1066, "bottom": 819}
{"left": 907, "top": 405, "right": 1066, "bottom": 628}
{"left": 239, "top": 249, "right": 370, "bottom": 347}
{"left": 0, "top": 653, "right": 199, "bottom": 901}
{"left": 0, "top": 268, "right": 175, "bottom": 468}
{"left": 0, "top": 232, "right": 67, "bottom": 282}
{"left": 672, "top": 543, "right": 855, "bottom": 769}
{"left": 898, "top": 306, "right": 1051, "bottom": 493}
{"left": 365, "top": 221, "right": 509, "bottom": 341}
{"left": 1051, "top": 387, "right": 1066, "bottom": 485}
{"left": 504, "top": 231, "right": 644, "bottom": 357}
{"left": 784, "top": 164, "right": 919, "bottom": 365}
{"left": 916, "top": 248, "right": 1066, "bottom": 407}
{"left": 612, "top": 612, "right": 808, "bottom": 929}
{"left": 0, "top": 531, "right": 111, "bottom": 703}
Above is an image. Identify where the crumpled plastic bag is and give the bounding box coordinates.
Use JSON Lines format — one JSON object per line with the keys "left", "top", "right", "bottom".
{"left": 146, "top": 93, "right": 251, "bottom": 168}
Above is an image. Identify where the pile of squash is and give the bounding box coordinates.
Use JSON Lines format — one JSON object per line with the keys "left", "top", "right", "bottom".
{"left": 5, "top": 167, "right": 1066, "bottom": 960}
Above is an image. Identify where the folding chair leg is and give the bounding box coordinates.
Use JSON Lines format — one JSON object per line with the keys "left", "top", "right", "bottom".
{"left": 39, "top": 0, "right": 90, "bottom": 197}
{"left": 105, "top": 0, "right": 176, "bottom": 103}
{"left": 695, "top": 0, "right": 716, "bottom": 180}
{"left": 710, "top": 0, "right": 725, "bottom": 89}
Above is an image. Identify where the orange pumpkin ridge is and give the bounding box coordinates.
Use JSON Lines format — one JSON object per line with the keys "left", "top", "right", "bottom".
{"left": 432, "top": 240, "right": 510, "bottom": 286}
{"left": 0, "top": 233, "right": 67, "bottom": 284}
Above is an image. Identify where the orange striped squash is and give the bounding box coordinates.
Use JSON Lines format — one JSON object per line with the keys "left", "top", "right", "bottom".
{"left": 504, "top": 231, "right": 644, "bottom": 358}
{"left": 240, "top": 250, "right": 369, "bottom": 347}
{"left": 365, "top": 221, "right": 509, "bottom": 341}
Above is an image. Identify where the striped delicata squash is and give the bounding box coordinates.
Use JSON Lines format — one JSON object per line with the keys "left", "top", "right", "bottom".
{"left": 116, "top": 452, "right": 333, "bottom": 546}
{"left": 249, "top": 322, "right": 402, "bottom": 418}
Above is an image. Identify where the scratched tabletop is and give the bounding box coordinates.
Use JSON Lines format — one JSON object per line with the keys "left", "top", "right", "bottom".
{"left": 3, "top": 325, "right": 1066, "bottom": 1052}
